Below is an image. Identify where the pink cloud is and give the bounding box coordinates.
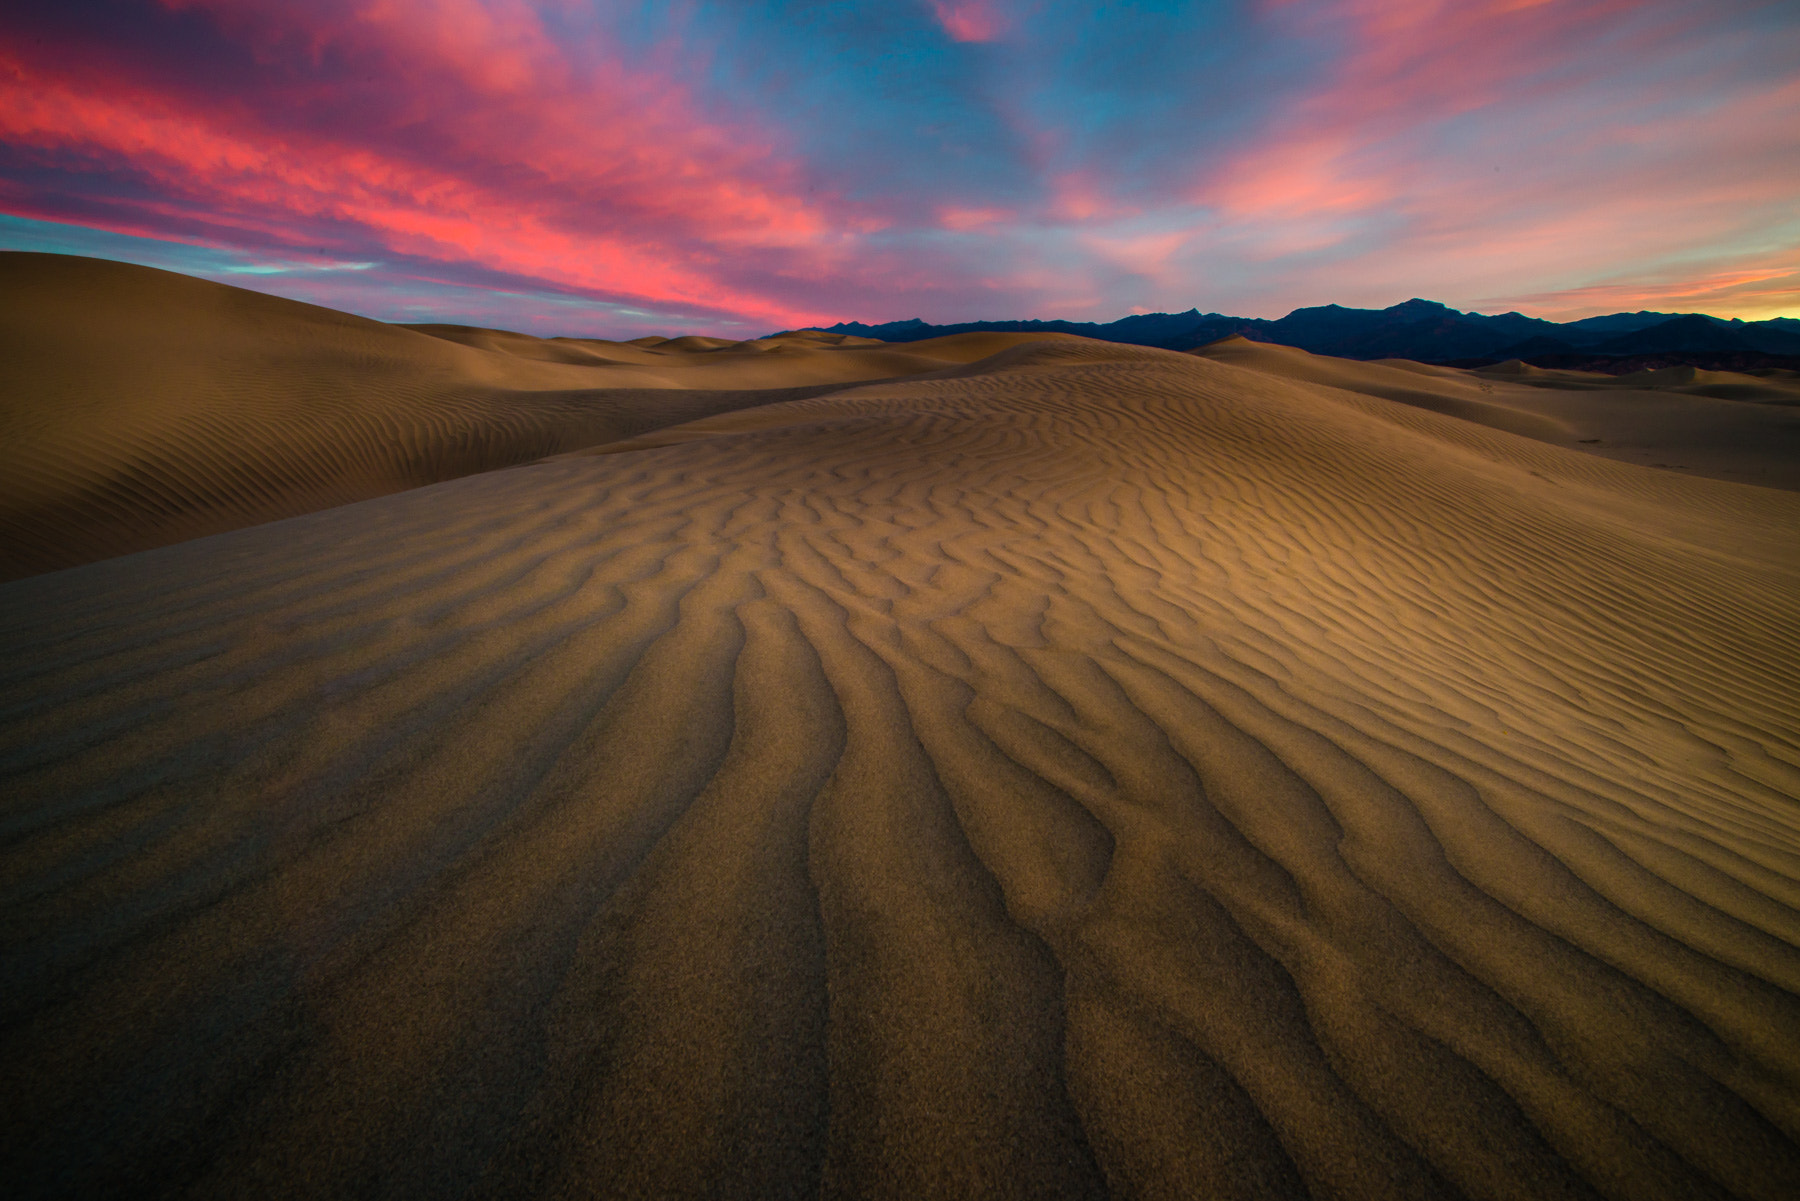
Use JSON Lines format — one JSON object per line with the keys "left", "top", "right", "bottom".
{"left": 2, "top": 1, "right": 1793, "bottom": 328}
{"left": 927, "top": 1, "right": 1008, "bottom": 44}
{"left": 1477, "top": 252, "right": 1800, "bottom": 322}
{"left": 1197, "top": 1, "right": 1650, "bottom": 220}
{"left": 936, "top": 205, "right": 1014, "bottom": 231}
{"left": 1204, "top": 135, "right": 1392, "bottom": 220}
{"left": 1048, "top": 170, "right": 1119, "bottom": 222}
{"left": 0, "top": 2, "right": 847, "bottom": 327}
{"left": 1079, "top": 230, "right": 1193, "bottom": 286}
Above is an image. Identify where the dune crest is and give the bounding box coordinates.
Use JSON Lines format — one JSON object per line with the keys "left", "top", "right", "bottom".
{"left": 3, "top": 327, "right": 1798, "bottom": 1197}
{"left": 1193, "top": 335, "right": 1800, "bottom": 490}
{"left": 0, "top": 254, "right": 1080, "bottom": 580}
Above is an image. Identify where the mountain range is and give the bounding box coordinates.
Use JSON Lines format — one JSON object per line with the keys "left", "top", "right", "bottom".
{"left": 824, "top": 299, "right": 1800, "bottom": 368}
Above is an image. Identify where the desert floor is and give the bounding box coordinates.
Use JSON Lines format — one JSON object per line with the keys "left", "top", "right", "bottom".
{"left": 4, "top": 254, "right": 1800, "bottom": 1199}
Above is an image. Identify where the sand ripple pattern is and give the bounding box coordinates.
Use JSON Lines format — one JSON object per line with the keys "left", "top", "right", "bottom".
{"left": 3, "top": 343, "right": 1799, "bottom": 1199}
{"left": 0, "top": 252, "right": 1016, "bottom": 580}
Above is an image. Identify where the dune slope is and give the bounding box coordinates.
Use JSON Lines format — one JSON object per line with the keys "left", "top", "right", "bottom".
{"left": 1193, "top": 336, "right": 1800, "bottom": 491}
{"left": 3, "top": 339, "right": 1798, "bottom": 1199}
{"left": 0, "top": 254, "right": 1071, "bottom": 580}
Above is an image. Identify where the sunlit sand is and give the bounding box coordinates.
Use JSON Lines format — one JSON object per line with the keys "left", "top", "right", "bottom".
{"left": 4, "top": 255, "right": 1798, "bottom": 1198}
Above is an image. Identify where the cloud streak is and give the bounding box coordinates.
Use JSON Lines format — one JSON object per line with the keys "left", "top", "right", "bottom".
{"left": 927, "top": 1, "right": 1009, "bottom": 43}
{"left": 0, "top": 1, "right": 1794, "bottom": 333}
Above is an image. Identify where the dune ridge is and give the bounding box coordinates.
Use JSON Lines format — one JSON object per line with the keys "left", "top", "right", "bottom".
{"left": 1190, "top": 336, "right": 1800, "bottom": 490}
{"left": 6, "top": 255, "right": 1797, "bottom": 583}
{"left": 3, "top": 333, "right": 1798, "bottom": 1198}
{"left": 0, "top": 253, "right": 1074, "bottom": 580}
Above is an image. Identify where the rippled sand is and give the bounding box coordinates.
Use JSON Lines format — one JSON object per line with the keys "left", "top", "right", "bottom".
{"left": 3, "top": 265, "right": 1800, "bottom": 1199}
{"left": 0, "top": 253, "right": 1057, "bottom": 580}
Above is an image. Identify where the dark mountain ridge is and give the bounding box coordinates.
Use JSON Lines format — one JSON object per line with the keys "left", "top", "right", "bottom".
{"left": 822, "top": 299, "right": 1800, "bottom": 370}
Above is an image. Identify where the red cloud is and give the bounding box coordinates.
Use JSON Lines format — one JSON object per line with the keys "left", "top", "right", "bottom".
{"left": 0, "top": 1, "right": 845, "bottom": 327}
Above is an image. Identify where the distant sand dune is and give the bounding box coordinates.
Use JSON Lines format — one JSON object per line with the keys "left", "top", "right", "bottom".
{"left": 0, "top": 254, "right": 1075, "bottom": 579}
{"left": 1192, "top": 336, "right": 1800, "bottom": 489}
{"left": 3, "top": 322, "right": 1798, "bottom": 1198}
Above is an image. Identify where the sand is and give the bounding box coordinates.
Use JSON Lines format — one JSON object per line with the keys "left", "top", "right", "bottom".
{"left": 1193, "top": 337, "right": 1800, "bottom": 491}
{"left": 3, "top": 259, "right": 1800, "bottom": 1199}
{"left": 0, "top": 253, "right": 1071, "bottom": 580}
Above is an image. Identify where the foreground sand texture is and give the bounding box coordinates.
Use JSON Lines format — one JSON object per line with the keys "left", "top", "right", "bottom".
{"left": 4, "top": 312, "right": 1800, "bottom": 1195}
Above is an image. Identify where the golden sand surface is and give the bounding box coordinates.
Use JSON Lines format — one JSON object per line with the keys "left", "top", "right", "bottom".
{"left": 1193, "top": 337, "right": 1800, "bottom": 492}
{"left": 3, "top": 258, "right": 1800, "bottom": 1198}
{"left": 0, "top": 253, "right": 1066, "bottom": 580}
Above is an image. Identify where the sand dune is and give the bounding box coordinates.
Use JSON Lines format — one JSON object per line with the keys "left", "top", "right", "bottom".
{"left": 1193, "top": 337, "right": 1800, "bottom": 490}
{"left": 8, "top": 253, "right": 1793, "bottom": 582}
{"left": 3, "top": 314, "right": 1799, "bottom": 1199}
{"left": 0, "top": 254, "right": 1074, "bottom": 579}
{"left": 1190, "top": 336, "right": 1578, "bottom": 442}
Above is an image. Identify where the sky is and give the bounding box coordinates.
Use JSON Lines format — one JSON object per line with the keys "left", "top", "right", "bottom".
{"left": 1, "top": 1, "right": 1796, "bottom": 337}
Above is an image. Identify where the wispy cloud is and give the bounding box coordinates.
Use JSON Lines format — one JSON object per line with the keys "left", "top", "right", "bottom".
{"left": 926, "top": 1, "right": 1010, "bottom": 44}
{"left": 221, "top": 260, "right": 377, "bottom": 275}
{"left": 0, "top": 0, "right": 842, "bottom": 327}
{"left": 0, "top": 213, "right": 711, "bottom": 334}
{"left": 1478, "top": 251, "right": 1800, "bottom": 321}
{"left": 1, "top": 0, "right": 1794, "bottom": 331}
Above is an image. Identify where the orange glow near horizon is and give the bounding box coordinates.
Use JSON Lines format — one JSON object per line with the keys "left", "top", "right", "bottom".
{"left": 1480, "top": 257, "right": 1800, "bottom": 323}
